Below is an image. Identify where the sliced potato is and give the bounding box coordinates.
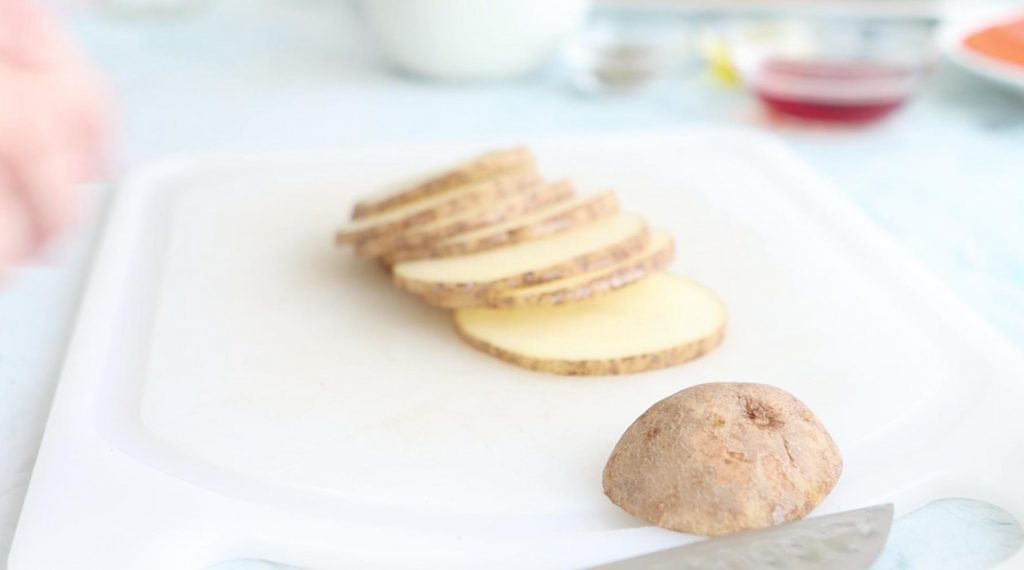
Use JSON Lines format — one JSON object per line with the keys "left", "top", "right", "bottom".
{"left": 453, "top": 274, "right": 725, "bottom": 375}
{"left": 393, "top": 214, "right": 649, "bottom": 308}
{"left": 352, "top": 147, "right": 535, "bottom": 219}
{"left": 355, "top": 180, "right": 574, "bottom": 259}
{"left": 603, "top": 382, "right": 842, "bottom": 536}
{"left": 336, "top": 169, "right": 542, "bottom": 246}
{"left": 486, "top": 230, "right": 675, "bottom": 308}
{"left": 383, "top": 191, "right": 620, "bottom": 264}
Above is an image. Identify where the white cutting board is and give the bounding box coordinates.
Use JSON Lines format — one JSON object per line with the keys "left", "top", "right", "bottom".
{"left": 10, "top": 129, "right": 1024, "bottom": 569}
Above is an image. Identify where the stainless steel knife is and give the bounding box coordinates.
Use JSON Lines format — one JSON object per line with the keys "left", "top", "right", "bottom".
{"left": 591, "top": 503, "right": 894, "bottom": 570}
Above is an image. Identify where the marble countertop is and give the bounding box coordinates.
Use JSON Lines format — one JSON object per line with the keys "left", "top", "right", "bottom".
{"left": 1, "top": 0, "right": 1022, "bottom": 567}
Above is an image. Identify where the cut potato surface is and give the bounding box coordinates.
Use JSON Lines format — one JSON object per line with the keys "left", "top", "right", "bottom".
{"left": 454, "top": 273, "right": 726, "bottom": 375}
{"left": 486, "top": 230, "right": 675, "bottom": 308}
{"left": 384, "top": 191, "right": 620, "bottom": 264}
{"left": 393, "top": 214, "right": 649, "bottom": 307}
{"left": 336, "top": 169, "right": 541, "bottom": 245}
{"left": 355, "top": 180, "right": 574, "bottom": 259}
{"left": 351, "top": 147, "right": 534, "bottom": 219}
{"left": 603, "top": 383, "right": 842, "bottom": 535}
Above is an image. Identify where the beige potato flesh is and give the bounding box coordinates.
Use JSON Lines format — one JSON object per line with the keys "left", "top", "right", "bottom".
{"left": 385, "top": 191, "right": 621, "bottom": 264}
{"left": 355, "top": 181, "right": 574, "bottom": 259}
{"left": 394, "top": 214, "right": 647, "bottom": 289}
{"left": 336, "top": 169, "right": 541, "bottom": 245}
{"left": 454, "top": 273, "right": 726, "bottom": 375}
{"left": 487, "top": 230, "right": 675, "bottom": 308}
{"left": 351, "top": 147, "right": 535, "bottom": 219}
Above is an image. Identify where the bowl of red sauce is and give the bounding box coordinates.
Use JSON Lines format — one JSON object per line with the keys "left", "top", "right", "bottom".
{"left": 726, "top": 18, "right": 937, "bottom": 124}
{"left": 963, "top": 15, "right": 1024, "bottom": 68}
{"left": 941, "top": 11, "right": 1024, "bottom": 94}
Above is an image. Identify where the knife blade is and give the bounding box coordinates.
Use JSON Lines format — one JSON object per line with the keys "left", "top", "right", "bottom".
{"left": 591, "top": 503, "right": 894, "bottom": 570}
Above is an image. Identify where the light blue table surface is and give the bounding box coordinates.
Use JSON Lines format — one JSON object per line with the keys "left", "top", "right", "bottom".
{"left": 1, "top": 1, "right": 1022, "bottom": 568}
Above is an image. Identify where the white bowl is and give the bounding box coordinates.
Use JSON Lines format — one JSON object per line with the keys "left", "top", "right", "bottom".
{"left": 940, "top": 11, "right": 1024, "bottom": 95}
{"left": 362, "top": 0, "right": 590, "bottom": 81}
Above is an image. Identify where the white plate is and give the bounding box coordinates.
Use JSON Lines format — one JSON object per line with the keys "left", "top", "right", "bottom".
{"left": 9, "top": 129, "right": 1024, "bottom": 569}
{"left": 940, "top": 11, "right": 1024, "bottom": 94}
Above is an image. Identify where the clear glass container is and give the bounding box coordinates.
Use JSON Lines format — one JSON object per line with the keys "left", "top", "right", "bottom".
{"left": 722, "top": 17, "right": 938, "bottom": 123}
{"left": 563, "top": 12, "right": 694, "bottom": 95}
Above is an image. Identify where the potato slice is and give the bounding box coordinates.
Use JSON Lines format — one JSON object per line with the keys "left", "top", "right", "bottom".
{"left": 486, "top": 230, "right": 675, "bottom": 308}
{"left": 355, "top": 180, "right": 574, "bottom": 259}
{"left": 352, "top": 147, "right": 535, "bottom": 219}
{"left": 336, "top": 169, "right": 542, "bottom": 246}
{"left": 383, "top": 191, "right": 620, "bottom": 264}
{"left": 453, "top": 273, "right": 725, "bottom": 374}
{"left": 603, "top": 383, "right": 842, "bottom": 536}
{"left": 394, "top": 214, "right": 649, "bottom": 307}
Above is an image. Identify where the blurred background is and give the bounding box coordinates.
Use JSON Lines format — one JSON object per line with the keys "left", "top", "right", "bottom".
{"left": 29, "top": 0, "right": 1021, "bottom": 362}
{"left": 2, "top": 0, "right": 1024, "bottom": 568}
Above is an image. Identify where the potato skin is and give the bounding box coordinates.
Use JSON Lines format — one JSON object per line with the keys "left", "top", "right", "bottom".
{"left": 394, "top": 228, "right": 650, "bottom": 309}
{"left": 337, "top": 169, "right": 542, "bottom": 245}
{"left": 455, "top": 320, "right": 723, "bottom": 375}
{"left": 352, "top": 147, "right": 535, "bottom": 219}
{"left": 603, "top": 383, "right": 842, "bottom": 536}
{"left": 383, "top": 191, "right": 620, "bottom": 264}
{"left": 354, "top": 180, "right": 574, "bottom": 259}
{"left": 485, "top": 235, "right": 675, "bottom": 309}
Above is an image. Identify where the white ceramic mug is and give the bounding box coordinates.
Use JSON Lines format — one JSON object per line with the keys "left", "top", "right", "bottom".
{"left": 361, "top": 0, "right": 590, "bottom": 81}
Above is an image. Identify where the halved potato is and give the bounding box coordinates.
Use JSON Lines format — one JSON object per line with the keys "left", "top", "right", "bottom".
{"left": 352, "top": 147, "right": 535, "bottom": 219}
{"left": 453, "top": 273, "right": 725, "bottom": 375}
{"left": 603, "top": 382, "right": 842, "bottom": 536}
{"left": 354, "top": 180, "right": 574, "bottom": 259}
{"left": 383, "top": 191, "right": 620, "bottom": 264}
{"left": 336, "top": 169, "right": 542, "bottom": 246}
{"left": 393, "top": 214, "right": 649, "bottom": 308}
{"left": 485, "top": 230, "right": 675, "bottom": 308}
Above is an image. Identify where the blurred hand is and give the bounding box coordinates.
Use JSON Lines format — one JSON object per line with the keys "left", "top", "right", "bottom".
{"left": 0, "top": 1, "right": 108, "bottom": 279}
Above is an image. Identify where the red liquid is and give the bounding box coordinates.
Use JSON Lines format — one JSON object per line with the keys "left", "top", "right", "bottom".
{"left": 756, "top": 91, "right": 906, "bottom": 123}
{"left": 753, "top": 59, "right": 914, "bottom": 124}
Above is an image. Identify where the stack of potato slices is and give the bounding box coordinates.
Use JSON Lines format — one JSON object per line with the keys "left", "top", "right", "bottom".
{"left": 336, "top": 148, "right": 726, "bottom": 375}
